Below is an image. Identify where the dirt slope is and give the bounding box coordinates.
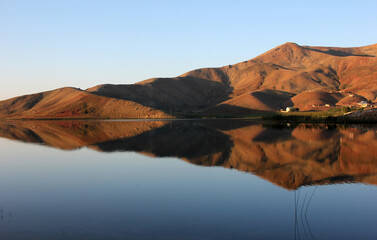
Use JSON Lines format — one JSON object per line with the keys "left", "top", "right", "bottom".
{"left": 0, "top": 87, "right": 170, "bottom": 119}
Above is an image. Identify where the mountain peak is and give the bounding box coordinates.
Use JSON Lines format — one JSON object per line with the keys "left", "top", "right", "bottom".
{"left": 281, "top": 42, "right": 300, "bottom": 47}
{"left": 255, "top": 42, "right": 309, "bottom": 65}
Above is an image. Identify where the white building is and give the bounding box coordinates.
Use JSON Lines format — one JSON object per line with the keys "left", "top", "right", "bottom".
{"left": 357, "top": 101, "right": 368, "bottom": 107}
{"left": 286, "top": 107, "right": 299, "bottom": 112}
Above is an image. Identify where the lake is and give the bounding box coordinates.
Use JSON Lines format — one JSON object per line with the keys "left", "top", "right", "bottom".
{"left": 0, "top": 119, "right": 376, "bottom": 240}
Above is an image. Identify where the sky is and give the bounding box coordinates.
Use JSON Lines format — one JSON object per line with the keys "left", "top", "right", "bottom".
{"left": 1, "top": 0, "right": 377, "bottom": 100}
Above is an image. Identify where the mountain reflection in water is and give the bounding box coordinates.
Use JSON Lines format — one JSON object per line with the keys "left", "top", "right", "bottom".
{"left": 0, "top": 119, "right": 376, "bottom": 190}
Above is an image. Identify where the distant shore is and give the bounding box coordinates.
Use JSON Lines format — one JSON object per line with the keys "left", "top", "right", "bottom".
{"left": 1, "top": 107, "right": 377, "bottom": 123}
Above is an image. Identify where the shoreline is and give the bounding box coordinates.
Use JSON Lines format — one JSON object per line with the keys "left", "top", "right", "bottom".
{"left": 1, "top": 107, "right": 377, "bottom": 123}
{"left": 0, "top": 117, "right": 376, "bottom": 124}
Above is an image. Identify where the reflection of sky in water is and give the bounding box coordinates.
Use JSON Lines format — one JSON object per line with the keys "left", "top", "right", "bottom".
{"left": 0, "top": 127, "right": 376, "bottom": 239}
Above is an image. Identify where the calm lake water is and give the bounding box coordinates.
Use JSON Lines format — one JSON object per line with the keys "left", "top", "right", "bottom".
{"left": 0, "top": 119, "right": 376, "bottom": 240}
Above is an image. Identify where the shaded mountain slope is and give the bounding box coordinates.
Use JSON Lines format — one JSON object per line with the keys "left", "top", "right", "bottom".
{"left": 86, "top": 76, "right": 232, "bottom": 113}
{"left": 291, "top": 90, "right": 344, "bottom": 110}
{"left": 217, "top": 89, "right": 295, "bottom": 111}
{"left": 336, "top": 93, "right": 367, "bottom": 106}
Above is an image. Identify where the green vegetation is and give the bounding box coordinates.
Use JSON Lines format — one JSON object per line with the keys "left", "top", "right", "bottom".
{"left": 263, "top": 114, "right": 340, "bottom": 123}
{"left": 341, "top": 106, "right": 351, "bottom": 113}
{"left": 194, "top": 111, "right": 275, "bottom": 120}
{"left": 260, "top": 106, "right": 375, "bottom": 123}
{"left": 186, "top": 106, "right": 367, "bottom": 122}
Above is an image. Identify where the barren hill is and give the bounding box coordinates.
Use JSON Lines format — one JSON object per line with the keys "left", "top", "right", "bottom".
{"left": 1, "top": 42, "right": 377, "bottom": 119}
{"left": 0, "top": 87, "right": 170, "bottom": 119}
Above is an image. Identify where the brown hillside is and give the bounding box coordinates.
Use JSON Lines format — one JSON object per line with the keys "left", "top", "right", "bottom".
{"left": 336, "top": 94, "right": 367, "bottom": 106}
{"left": 86, "top": 76, "right": 232, "bottom": 113}
{"left": 0, "top": 87, "right": 170, "bottom": 119}
{"left": 213, "top": 89, "right": 294, "bottom": 112}
{"left": 77, "top": 42, "right": 377, "bottom": 114}
{"left": 291, "top": 90, "right": 344, "bottom": 110}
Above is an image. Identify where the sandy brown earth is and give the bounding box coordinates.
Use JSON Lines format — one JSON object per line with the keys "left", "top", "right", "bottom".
{"left": 0, "top": 120, "right": 376, "bottom": 190}
{"left": 0, "top": 87, "right": 170, "bottom": 119}
{"left": 1, "top": 42, "right": 377, "bottom": 118}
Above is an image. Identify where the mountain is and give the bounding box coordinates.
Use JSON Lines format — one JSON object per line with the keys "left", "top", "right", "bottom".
{"left": 1, "top": 120, "right": 376, "bottom": 190}
{"left": 1, "top": 42, "right": 377, "bottom": 119}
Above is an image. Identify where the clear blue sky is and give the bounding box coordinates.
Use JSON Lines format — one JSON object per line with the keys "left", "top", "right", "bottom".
{"left": 1, "top": 0, "right": 377, "bottom": 100}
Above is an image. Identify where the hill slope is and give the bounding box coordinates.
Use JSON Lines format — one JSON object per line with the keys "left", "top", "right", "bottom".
{"left": 1, "top": 42, "right": 377, "bottom": 118}
{"left": 0, "top": 87, "right": 170, "bottom": 119}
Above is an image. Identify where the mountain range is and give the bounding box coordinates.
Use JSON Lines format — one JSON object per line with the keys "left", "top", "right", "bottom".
{"left": 1, "top": 42, "right": 377, "bottom": 119}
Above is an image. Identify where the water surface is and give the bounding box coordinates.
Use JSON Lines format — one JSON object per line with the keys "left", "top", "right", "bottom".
{"left": 0, "top": 120, "right": 376, "bottom": 239}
